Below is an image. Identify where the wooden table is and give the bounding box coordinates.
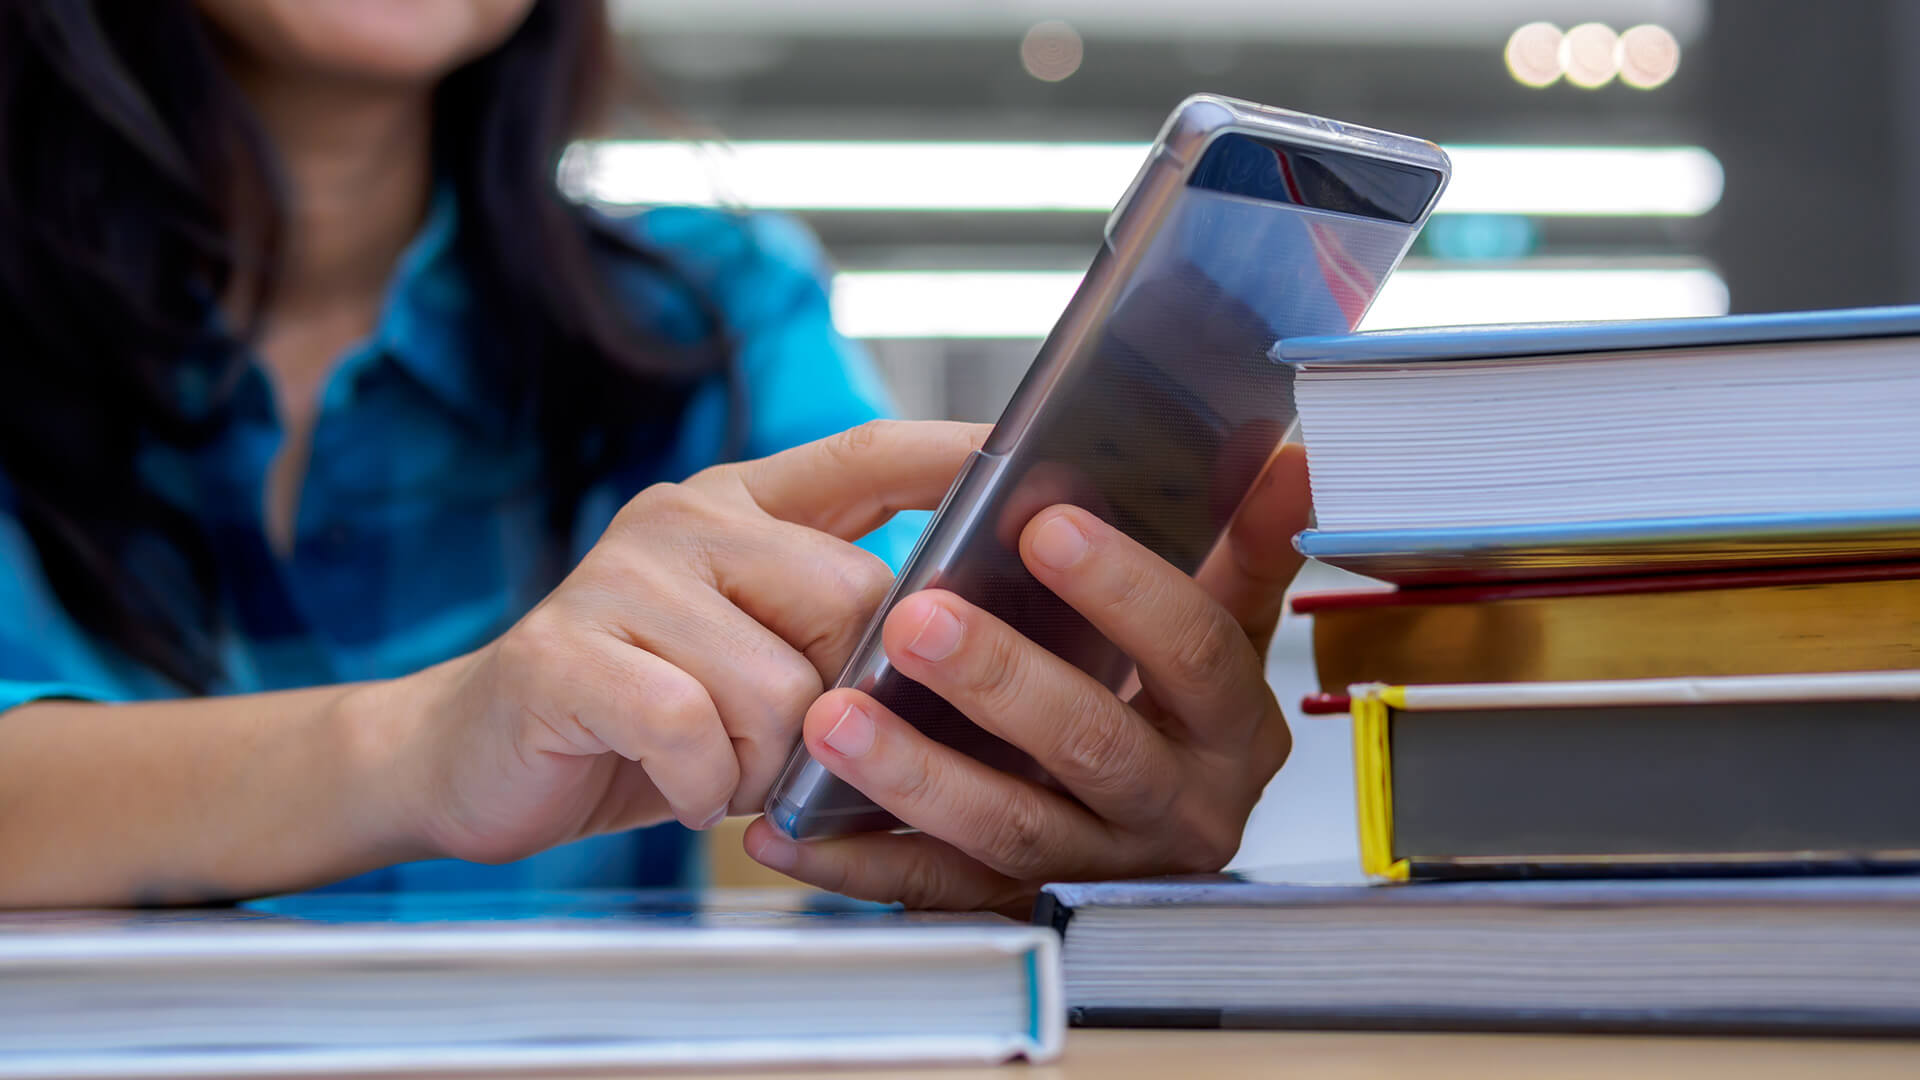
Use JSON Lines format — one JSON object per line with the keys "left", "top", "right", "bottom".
{"left": 609, "top": 1029, "right": 1920, "bottom": 1080}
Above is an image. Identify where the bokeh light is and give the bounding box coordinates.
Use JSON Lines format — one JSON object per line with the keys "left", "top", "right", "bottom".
{"left": 1618, "top": 24, "right": 1681, "bottom": 89}
{"left": 1559, "top": 22, "right": 1621, "bottom": 89}
{"left": 1504, "top": 22, "right": 1564, "bottom": 88}
{"left": 1020, "top": 21, "right": 1084, "bottom": 83}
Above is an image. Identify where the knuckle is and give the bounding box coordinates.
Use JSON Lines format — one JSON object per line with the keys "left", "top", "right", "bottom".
{"left": 1167, "top": 802, "right": 1244, "bottom": 873}
{"left": 835, "top": 419, "right": 889, "bottom": 459}
{"left": 1095, "top": 559, "right": 1156, "bottom": 618}
{"left": 1163, "top": 606, "right": 1242, "bottom": 692}
{"left": 844, "top": 549, "right": 896, "bottom": 612}
{"left": 759, "top": 658, "right": 824, "bottom": 730}
{"left": 818, "top": 420, "right": 885, "bottom": 474}
{"left": 1055, "top": 711, "right": 1166, "bottom": 810}
{"left": 886, "top": 741, "right": 939, "bottom": 809}
{"left": 1194, "top": 823, "right": 1242, "bottom": 871}
{"left": 895, "top": 850, "right": 951, "bottom": 909}
{"left": 984, "top": 794, "right": 1056, "bottom": 880}
{"left": 615, "top": 481, "right": 684, "bottom": 525}
{"left": 608, "top": 483, "right": 722, "bottom": 552}
{"left": 807, "top": 551, "right": 897, "bottom": 668}
{"left": 814, "top": 547, "right": 895, "bottom": 626}
{"left": 499, "top": 606, "right": 570, "bottom": 675}
{"left": 963, "top": 627, "right": 1028, "bottom": 716}
{"left": 1049, "top": 695, "right": 1122, "bottom": 783}
{"left": 578, "top": 545, "right": 663, "bottom": 603}
{"left": 647, "top": 670, "right": 716, "bottom": 752}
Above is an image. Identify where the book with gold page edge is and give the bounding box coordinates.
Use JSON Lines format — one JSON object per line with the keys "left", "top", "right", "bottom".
{"left": 1297, "top": 560, "right": 1920, "bottom": 690}
{"left": 1348, "top": 670, "right": 1920, "bottom": 882}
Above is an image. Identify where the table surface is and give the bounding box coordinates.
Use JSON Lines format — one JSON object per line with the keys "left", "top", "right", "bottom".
{"left": 541, "top": 1029, "right": 1920, "bottom": 1080}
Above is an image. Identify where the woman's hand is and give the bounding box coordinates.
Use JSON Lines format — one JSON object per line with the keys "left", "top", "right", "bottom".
{"left": 740, "top": 444, "right": 1312, "bottom": 915}
{"left": 370, "top": 421, "right": 987, "bottom": 867}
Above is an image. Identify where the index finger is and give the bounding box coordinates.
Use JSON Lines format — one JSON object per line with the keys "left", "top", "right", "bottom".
{"left": 726, "top": 420, "right": 990, "bottom": 540}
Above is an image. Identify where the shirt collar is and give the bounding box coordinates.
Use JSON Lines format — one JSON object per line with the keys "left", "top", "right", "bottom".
{"left": 362, "top": 184, "right": 506, "bottom": 429}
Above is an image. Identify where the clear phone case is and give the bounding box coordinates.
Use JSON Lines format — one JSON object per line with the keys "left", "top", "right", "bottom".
{"left": 766, "top": 95, "right": 1451, "bottom": 840}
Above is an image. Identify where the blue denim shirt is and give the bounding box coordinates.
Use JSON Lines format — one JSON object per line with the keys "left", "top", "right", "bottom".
{"left": 0, "top": 195, "right": 918, "bottom": 892}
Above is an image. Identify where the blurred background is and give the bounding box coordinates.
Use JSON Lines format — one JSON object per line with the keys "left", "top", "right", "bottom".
{"left": 578, "top": 0, "right": 1916, "bottom": 425}
{"left": 580, "top": 0, "right": 1918, "bottom": 873}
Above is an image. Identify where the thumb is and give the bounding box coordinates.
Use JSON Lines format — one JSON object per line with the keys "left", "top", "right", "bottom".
{"left": 726, "top": 420, "right": 990, "bottom": 540}
{"left": 1193, "top": 441, "right": 1312, "bottom": 653}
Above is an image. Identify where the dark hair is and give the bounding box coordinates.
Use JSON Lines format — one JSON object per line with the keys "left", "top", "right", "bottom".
{"left": 0, "top": 0, "right": 736, "bottom": 690}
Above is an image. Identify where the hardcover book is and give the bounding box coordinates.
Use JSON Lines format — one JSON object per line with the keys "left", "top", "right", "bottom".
{"left": 1037, "top": 870, "right": 1920, "bottom": 1034}
{"left": 1345, "top": 671, "right": 1920, "bottom": 881}
{"left": 0, "top": 889, "right": 1062, "bottom": 1078}
{"left": 1295, "top": 561, "right": 1920, "bottom": 689}
{"left": 1276, "top": 305, "right": 1920, "bottom": 583}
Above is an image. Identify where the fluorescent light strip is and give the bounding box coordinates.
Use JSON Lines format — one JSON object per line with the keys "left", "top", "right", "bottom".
{"left": 566, "top": 141, "right": 1724, "bottom": 217}
{"left": 1362, "top": 267, "right": 1730, "bottom": 329}
{"left": 830, "top": 268, "right": 1729, "bottom": 339}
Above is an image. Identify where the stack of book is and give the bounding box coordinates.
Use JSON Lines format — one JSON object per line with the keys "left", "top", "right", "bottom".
{"left": 1279, "top": 304, "right": 1920, "bottom": 879}
{"left": 1034, "top": 306, "right": 1920, "bottom": 1034}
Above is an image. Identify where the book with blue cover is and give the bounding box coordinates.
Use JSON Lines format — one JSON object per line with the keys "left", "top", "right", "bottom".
{"left": 1036, "top": 869, "right": 1920, "bottom": 1034}
{"left": 1275, "top": 305, "right": 1920, "bottom": 583}
{"left": 0, "top": 889, "right": 1062, "bottom": 1077}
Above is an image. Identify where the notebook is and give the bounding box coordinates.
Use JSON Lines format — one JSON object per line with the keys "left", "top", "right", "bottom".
{"left": 1275, "top": 305, "right": 1920, "bottom": 583}
{"left": 1036, "top": 870, "right": 1920, "bottom": 1034}
{"left": 1347, "top": 671, "right": 1920, "bottom": 881}
{"left": 0, "top": 889, "right": 1062, "bottom": 1077}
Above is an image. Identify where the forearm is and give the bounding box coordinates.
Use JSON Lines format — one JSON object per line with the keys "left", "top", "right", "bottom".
{"left": 0, "top": 677, "right": 433, "bottom": 908}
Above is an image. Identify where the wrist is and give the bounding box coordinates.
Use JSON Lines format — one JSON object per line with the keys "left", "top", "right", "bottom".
{"left": 329, "top": 660, "right": 466, "bottom": 867}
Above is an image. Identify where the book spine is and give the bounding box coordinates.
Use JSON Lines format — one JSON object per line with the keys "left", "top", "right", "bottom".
{"left": 1350, "top": 688, "right": 1408, "bottom": 882}
{"left": 1031, "top": 892, "right": 1075, "bottom": 937}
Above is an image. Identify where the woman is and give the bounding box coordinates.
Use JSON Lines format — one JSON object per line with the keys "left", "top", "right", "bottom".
{"left": 0, "top": 0, "right": 1307, "bottom": 913}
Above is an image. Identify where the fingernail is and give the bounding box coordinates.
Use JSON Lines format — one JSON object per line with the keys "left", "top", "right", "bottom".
{"left": 1030, "top": 514, "right": 1089, "bottom": 570}
{"left": 823, "top": 703, "right": 876, "bottom": 758}
{"left": 751, "top": 831, "right": 799, "bottom": 872}
{"left": 698, "top": 808, "right": 727, "bottom": 830}
{"left": 905, "top": 605, "right": 964, "bottom": 663}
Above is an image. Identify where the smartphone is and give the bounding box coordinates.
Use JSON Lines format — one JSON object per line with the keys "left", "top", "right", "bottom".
{"left": 766, "top": 95, "right": 1450, "bottom": 840}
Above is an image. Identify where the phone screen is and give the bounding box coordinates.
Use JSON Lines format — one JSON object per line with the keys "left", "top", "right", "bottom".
{"left": 981, "top": 134, "right": 1442, "bottom": 579}
{"left": 1187, "top": 132, "right": 1445, "bottom": 223}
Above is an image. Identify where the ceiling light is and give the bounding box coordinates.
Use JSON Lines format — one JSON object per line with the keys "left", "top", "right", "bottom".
{"left": 1361, "top": 266, "right": 1728, "bottom": 329}
{"left": 565, "top": 141, "right": 1724, "bottom": 217}
{"left": 829, "top": 266, "right": 1730, "bottom": 339}
{"left": 1442, "top": 146, "right": 1720, "bottom": 216}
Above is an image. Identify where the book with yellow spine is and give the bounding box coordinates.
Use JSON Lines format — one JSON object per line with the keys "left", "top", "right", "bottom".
{"left": 1349, "top": 670, "right": 1920, "bottom": 881}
